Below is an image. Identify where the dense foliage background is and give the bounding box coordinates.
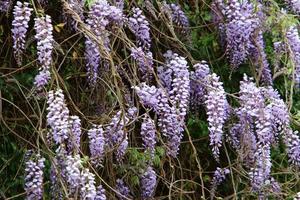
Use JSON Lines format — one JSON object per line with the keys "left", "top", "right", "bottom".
{"left": 2, "top": 0, "right": 300, "bottom": 199}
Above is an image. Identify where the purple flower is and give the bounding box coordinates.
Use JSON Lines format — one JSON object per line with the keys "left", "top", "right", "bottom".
{"left": 128, "top": 7, "right": 151, "bottom": 50}
{"left": 95, "top": 185, "right": 107, "bottom": 200}
{"left": 0, "top": 0, "right": 10, "bottom": 12}
{"left": 210, "top": 167, "right": 230, "bottom": 198}
{"left": 190, "top": 61, "right": 211, "bottom": 107}
{"left": 12, "top": 1, "right": 32, "bottom": 65}
{"left": 285, "top": 0, "right": 300, "bottom": 14}
{"left": 88, "top": 125, "right": 105, "bottom": 166}
{"left": 65, "top": 154, "right": 82, "bottom": 191}
{"left": 46, "top": 89, "right": 70, "bottom": 144}
{"left": 286, "top": 26, "right": 300, "bottom": 88}
{"left": 63, "top": 0, "right": 84, "bottom": 31}
{"left": 81, "top": 168, "right": 97, "bottom": 200}
{"left": 68, "top": 115, "right": 82, "bottom": 154}
{"left": 250, "top": 31, "right": 273, "bottom": 85}
{"left": 140, "top": 166, "right": 156, "bottom": 199}
{"left": 33, "top": 15, "right": 54, "bottom": 90}
{"left": 105, "top": 111, "right": 129, "bottom": 162}
{"left": 24, "top": 153, "right": 45, "bottom": 200}
{"left": 85, "top": 0, "right": 123, "bottom": 85}
{"left": 141, "top": 116, "right": 156, "bottom": 158}
{"left": 161, "top": 3, "right": 189, "bottom": 34}
{"left": 166, "top": 52, "right": 190, "bottom": 121}
{"left": 131, "top": 47, "right": 153, "bottom": 80}
{"left": 116, "top": 179, "right": 130, "bottom": 200}
{"left": 204, "top": 73, "right": 227, "bottom": 161}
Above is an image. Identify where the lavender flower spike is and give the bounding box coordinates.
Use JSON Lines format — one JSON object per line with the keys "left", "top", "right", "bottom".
{"left": 81, "top": 168, "right": 97, "bottom": 199}
{"left": 46, "top": 89, "right": 70, "bottom": 144}
{"left": 24, "top": 153, "right": 45, "bottom": 200}
{"left": 12, "top": 1, "right": 33, "bottom": 65}
{"left": 128, "top": 7, "right": 151, "bottom": 50}
{"left": 141, "top": 166, "right": 157, "bottom": 199}
{"left": 141, "top": 116, "right": 156, "bottom": 158}
{"left": 33, "top": 15, "right": 54, "bottom": 90}
{"left": 162, "top": 3, "right": 190, "bottom": 34}
{"left": 88, "top": 125, "right": 105, "bottom": 166}
{"left": 95, "top": 185, "right": 107, "bottom": 200}
{"left": 68, "top": 115, "right": 82, "bottom": 153}
{"left": 205, "top": 73, "right": 227, "bottom": 161}
{"left": 116, "top": 179, "right": 130, "bottom": 200}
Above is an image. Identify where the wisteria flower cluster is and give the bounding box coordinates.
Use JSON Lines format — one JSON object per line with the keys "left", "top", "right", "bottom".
{"left": 24, "top": 153, "right": 45, "bottom": 200}
{"left": 33, "top": 15, "right": 54, "bottom": 90}
{"left": 105, "top": 110, "right": 129, "bottom": 162}
{"left": 140, "top": 116, "right": 156, "bottom": 158}
{"left": 130, "top": 47, "right": 154, "bottom": 81}
{"left": 161, "top": 2, "right": 190, "bottom": 34}
{"left": 85, "top": 0, "right": 123, "bottom": 85}
{"left": 140, "top": 166, "right": 156, "bottom": 199}
{"left": 135, "top": 51, "right": 190, "bottom": 157}
{"left": 88, "top": 125, "right": 105, "bottom": 166}
{"left": 128, "top": 7, "right": 151, "bottom": 50}
{"left": 212, "top": 0, "right": 272, "bottom": 84}
{"left": 0, "top": 0, "right": 10, "bottom": 12}
{"left": 12, "top": 1, "right": 32, "bottom": 65}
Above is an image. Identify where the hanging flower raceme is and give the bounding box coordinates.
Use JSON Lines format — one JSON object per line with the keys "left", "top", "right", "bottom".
{"left": 140, "top": 116, "right": 156, "bottom": 158}
{"left": 105, "top": 111, "right": 129, "bottom": 162}
{"left": 68, "top": 115, "right": 82, "bottom": 153}
{"left": 128, "top": 7, "right": 151, "bottom": 50}
{"left": 0, "top": 0, "right": 10, "bottom": 12}
{"left": 165, "top": 52, "right": 190, "bottom": 121}
{"left": 204, "top": 73, "right": 228, "bottom": 161}
{"left": 285, "top": 26, "right": 300, "bottom": 88}
{"left": 285, "top": 0, "right": 300, "bottom": 14}
{"left": 85, "top": 0, "right": 123, "bottom": 85}
{"left": 24, "top": 153, "right": 45, "bottom": 200}
{"left": 190, "top": 61, "right": 210, "bottom": 107}
{"left": 33, "top": 15, "right": 54, "bottom": 90}
{"left": 88, "top": 125, "right": 105, "bottom": 166}
{"left": 212, "top": 0, "right": 260, "bottom": 67}
{"left": 210, "top": 167, "right": 230, "bottom": 198}
{"left": 80, "top": 168, "right": 97, "bottom": 199}
{"left": 134, "top": 83, "right": 183, "bottom": 157}
{"left": 65, "top": 154, "right": 82, "bottom": 192}
{"left": 95, "top": 185, "right": 107, "bottom": 200}
{"left": 161, "top": 2, "right": 189, "bottom": 34}
{"left": 12, "top": 1, "right": 32, "bottom": 65}
{"left": 116, "top": 179, "right": 130, "bottom": 200}
{"left": 47, "top": 89, "right": 70, "bottom": 144}
{"left": 140, "top": 166, "right": 156, "bottom": 199}
{"left": 63, "top": 0, "right": 84, "bottom": 31}
{"left": 130, "top": 47, "right": 153, "bottom": 81}
{"left": 250, "top": 31, "right": 273, "bottom": 85}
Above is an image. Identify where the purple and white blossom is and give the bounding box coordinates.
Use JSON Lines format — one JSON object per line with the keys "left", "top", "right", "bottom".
{"left": 85, "top": 0, "right": 123, "bottom": 85}
{"left": 47, "top": 89, "right": 70, "bottom": 144}
{"left": 105, "top": 111, "right": 129, "bottom": 162}
{"left": 88, "top": 125, "right": 105, "bottom": 166}
{"left": 65, "top": 154, "right": 82, "bottom": 191}
{"left": 68, "top": 115, "right": 82, "bottom": 153}
{"left": 140, "top": 166, "right": 156, "bottom": 199}
{"left": 0, "top": 0, "right": 10, "bottom": 12}
{"left": 24, "top": 153, "right": 45, "bottom": 200}
{"left": 285, "top": 0, "right": 300, "bottom": 14}
{"left": 128, "top": 7, "right": 151, "bottom": 50}
{"left": 95, "top": 185, "right": 107, "bottom": 200}
{"left": 12, "top": 1, "right": 32, "bottom": 65}
{"left": 33, "top": 15, "right": 54, "bottom": 90}
{"left": 81, "top": 168, "right": 97, "bottom": 199}
{"left": 190, "top": 61, "right": 211, "bottom": 106}
{"left": 286, "top": 26, "right": 300, "bottom": 88}
{"left": 140, "top": 116, "right": 156, "bottom": 158}
{"left": 131, "top": 47, "right": 153, "bottom": 80}
{"left": 161, "top": 3, "right": 189, "bottom": 34}
{"left": 116, "top": 179, "right": 130, "bottom": 200}
{"left": 205, "top": 73, "right": 227, "bottom": 161}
